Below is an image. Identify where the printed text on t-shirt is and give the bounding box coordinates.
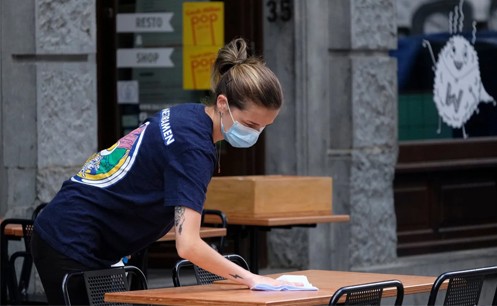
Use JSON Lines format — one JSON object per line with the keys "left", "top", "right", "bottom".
{"left": 160, "top": 108, "right": 175, "bottom": 145}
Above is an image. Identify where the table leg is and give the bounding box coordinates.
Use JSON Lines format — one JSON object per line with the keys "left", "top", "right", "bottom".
{"left": 248, "top": 227, "right": 259, "bottom": 274}
{"left": 233, "top": 226, "right": 241, "bottom": 255}
{"left": 1, "top": 229, "right": 10, "bottom": 304}
{"left": 228, "top": 225, "right": 259, "bottom": 274}
{"left": 1, "top": 238, "right": 7, "bottom": 305}
{"left": 128, "top": 247, "right": 148, "bottom": 277}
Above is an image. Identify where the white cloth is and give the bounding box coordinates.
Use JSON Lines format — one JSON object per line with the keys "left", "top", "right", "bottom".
{"left": 251, "top": 275, "right": 318, "bottom": 291}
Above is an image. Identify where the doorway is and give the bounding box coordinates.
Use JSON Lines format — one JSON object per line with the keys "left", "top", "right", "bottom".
{"left": 95, "top": 0, "right": 266, "bottom": 268}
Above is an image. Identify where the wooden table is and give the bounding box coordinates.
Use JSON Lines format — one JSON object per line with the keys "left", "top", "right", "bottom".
{"left": 3, "top": 223, "right": 226, "bottom": 241}
{"left": 204, "top": 212, "right": 350, "bottom": 274}
{"left": 105, "top": 269, "right": 438, "bottom": 305}
{"left": 159, "top": 227, "right": 227, "bottom": 242}
{"left": 217, "top": 213, "right": 350, "bottom": 227}
{"left": 2, "top": 223, "right": 27, "bottom": 237}
{"left": 0, "top": 219, "right": 226, "bottom": 304}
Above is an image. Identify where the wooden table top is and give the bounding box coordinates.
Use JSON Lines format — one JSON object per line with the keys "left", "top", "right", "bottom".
{"left": 3, "top": 224, "right": 20, "bottom": 237}
{"left": 105, "top": 269, "right": 438, "bottom": 306}
{"left": 204, "top": 212, "right": 350, "bottom": 227}
{"left": 3, "top": 223, "right": 226, "bottom": 242}
{"left": 156, "top": 227, "right": 226, "bottom": 242}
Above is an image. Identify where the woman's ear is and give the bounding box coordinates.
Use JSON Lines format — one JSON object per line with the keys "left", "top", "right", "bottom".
{"left": 216, "top": 95, "right": 228, "bottom": 113}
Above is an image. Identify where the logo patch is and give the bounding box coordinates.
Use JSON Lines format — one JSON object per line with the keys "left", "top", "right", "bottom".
{"left": 71, "top": 122, "right": 149, "bottom": 187}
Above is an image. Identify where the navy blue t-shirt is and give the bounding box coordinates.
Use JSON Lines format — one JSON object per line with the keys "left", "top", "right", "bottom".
{"left": 34, "top": 103, "right": 216, "bottom": 268}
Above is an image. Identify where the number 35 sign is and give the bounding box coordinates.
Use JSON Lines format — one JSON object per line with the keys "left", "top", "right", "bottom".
{"left": 266, "top": 0, "right": 292, "bottom": 22}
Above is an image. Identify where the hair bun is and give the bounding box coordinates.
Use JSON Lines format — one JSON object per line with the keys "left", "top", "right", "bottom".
{"left": 219, "top": 62, "right": 235, "bottom": 75}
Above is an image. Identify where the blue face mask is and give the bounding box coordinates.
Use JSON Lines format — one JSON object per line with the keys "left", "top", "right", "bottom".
{"left": 221, "top": 103, "right": 263, "bottom": 148}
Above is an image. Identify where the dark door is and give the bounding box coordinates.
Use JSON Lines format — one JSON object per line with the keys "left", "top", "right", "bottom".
{"left": 96, "top": 0, "right": 264, "bottom": 175}
{"left": 96, "top": 0, "right": 265, "bottom": 268}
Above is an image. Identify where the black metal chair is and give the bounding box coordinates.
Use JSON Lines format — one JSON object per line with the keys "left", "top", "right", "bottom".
{"left": 329, "top": 279, "right": 404, "bottom": 305}
{"left": 1, "top": 204, "right": 49, "bottom": 305}
{"left": 1, "top": 218, "right": 46, "bottom": 305}
{"left": 201, "top": 209, "right": 228, "bottom": 253}
{"left": 31, "top": 203, "right": 47, "bottom": 220}
{"left": 172, "top": 253, "right": 249, "bottom": 287}
{"left": 62, "top": 265, "right": 148, "bottom": 306}
{"left": 427, "top": 265, "right": 497, "bottom": 306}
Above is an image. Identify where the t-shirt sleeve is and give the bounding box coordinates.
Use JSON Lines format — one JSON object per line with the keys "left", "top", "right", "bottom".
{"left": 163, "top": 148, "right": 215, "bottom": 213}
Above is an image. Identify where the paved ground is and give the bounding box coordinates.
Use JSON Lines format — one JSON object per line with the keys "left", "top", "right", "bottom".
{"left": 147, "top": 267, "right": 185, "bottom": 288}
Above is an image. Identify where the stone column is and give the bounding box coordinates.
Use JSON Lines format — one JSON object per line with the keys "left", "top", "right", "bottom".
{"left": 1, "top": 0, "right": 97, "bottom": 296}
{"left": 328, "top": 0, "right": 398, "bottom": 268}
{"left": 1, "top": 0, "right": 38, "bottom": 216}
{"left": 1, "top": 0, "right": 97, "bottom": 218}
{"left": 0, "top": 0, "right": 4, "bottom": 215}
{"left": 264, "top": 0, "right": 398, "bottom": 270}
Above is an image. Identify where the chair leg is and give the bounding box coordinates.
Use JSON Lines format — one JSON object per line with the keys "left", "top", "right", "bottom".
{"left": 8, "top": 260, "right": 21, "bottom": 305}
{"left": 492, "top": 286, "right": 497, "bottom": 306}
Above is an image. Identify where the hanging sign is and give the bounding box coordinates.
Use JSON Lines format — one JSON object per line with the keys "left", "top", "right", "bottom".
{"left": 116, "top": 13, "right": 174, "bottom": 33}
{"left": 117, "top": 81, "right": 139, "bottom": 104}
{"left": 182, "top": 2, "right": 224, "bottom": 90}
{"left": 117, "top": 48, "right": 174, "bottom": 68}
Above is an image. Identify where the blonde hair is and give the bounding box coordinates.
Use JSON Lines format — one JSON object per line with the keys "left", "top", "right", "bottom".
{"left": 210, "top": 38, "right": 283, "bottom": 110}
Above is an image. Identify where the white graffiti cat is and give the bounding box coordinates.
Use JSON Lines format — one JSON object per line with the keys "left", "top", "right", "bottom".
{"left": 423, "top": 0, "right": 495, "bottom": 138}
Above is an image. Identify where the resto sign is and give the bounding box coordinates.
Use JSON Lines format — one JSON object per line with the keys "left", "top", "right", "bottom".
{"left": 116, "top": 13, "right": 174, "bottom": 33}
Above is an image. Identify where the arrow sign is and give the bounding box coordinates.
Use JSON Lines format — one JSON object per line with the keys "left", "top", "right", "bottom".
{"left": 117, "top": 48, "right": 174, "bottom": 68}
{"left": 117, "top": 13, "right": 174, "bottom": 33}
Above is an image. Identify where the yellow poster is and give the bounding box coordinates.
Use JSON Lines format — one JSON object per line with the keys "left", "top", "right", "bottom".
{"left": 183, "top": 2, "right": 224, "bottom": 46}
{"left": 183, "top": 2, "right": 224, "bottom": 90}
{"left": 183, "top": 46, "right": 219, "bottom": 90}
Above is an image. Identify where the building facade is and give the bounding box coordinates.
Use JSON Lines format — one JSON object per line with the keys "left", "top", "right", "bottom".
{"left": 2, "top": 0, "right": 497, "bottom": 303}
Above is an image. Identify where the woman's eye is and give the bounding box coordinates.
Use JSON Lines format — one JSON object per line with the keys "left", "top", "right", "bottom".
{"left": 244, "top": 122, "right": 257, "bottom": 129}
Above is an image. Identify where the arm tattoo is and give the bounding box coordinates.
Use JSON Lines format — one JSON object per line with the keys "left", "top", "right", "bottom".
{"left": 174, "top": 206, "right": 185, "bottom": 234}
{"left": 229, "top": 273, "right": 243, "bottom": 279}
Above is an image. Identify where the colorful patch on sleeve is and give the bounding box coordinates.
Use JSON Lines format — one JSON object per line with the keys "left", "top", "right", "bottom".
{"left": 71, "top": 122, "right": 149, "bottom": 188}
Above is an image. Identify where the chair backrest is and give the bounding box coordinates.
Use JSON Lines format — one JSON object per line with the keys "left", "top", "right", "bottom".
{"left": 427, "top": 265, "right": 497, "bottom": 306}
{"left": 329, "top": 279, "right": 404, "bottom": 306}
{"left": 62, "top": 265, "right": 147, "bottom": 306}
{"left": 32, "top": 203, "right": 48, "bottom": 220}
{"left": 201, "top": 209, "right": 227, "bottom": 253}
{"left": 172, "top": 254, "right": 249, "bottom": 287}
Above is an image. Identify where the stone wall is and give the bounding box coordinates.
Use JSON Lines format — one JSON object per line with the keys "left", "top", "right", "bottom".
{"left": 0, "top": 0, "right": 4, "bottom": 216}
{"left": 0, "top": 0, "right": 97, "bottom": 219}
{"left": 1, "top": 0, "right": 97, "bottom": 296}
